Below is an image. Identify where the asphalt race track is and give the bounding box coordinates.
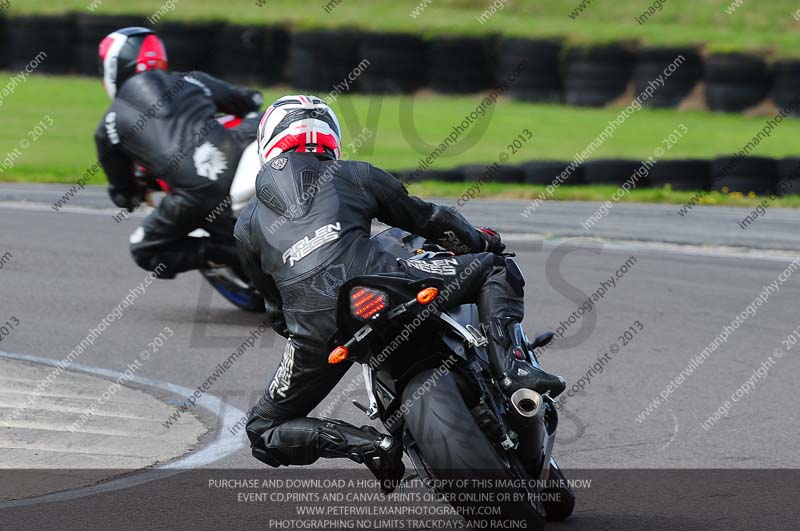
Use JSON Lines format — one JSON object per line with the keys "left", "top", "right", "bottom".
{"left": 1, "top": 189, "right": 799, "bottom": 530}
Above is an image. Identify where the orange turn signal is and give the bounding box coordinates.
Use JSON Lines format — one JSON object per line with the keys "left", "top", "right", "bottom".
{"left": 416, "top": 287, "right": 439, "bottom": 305}
{"left": 328, "top": 345, "right": 349, "bottom": 364}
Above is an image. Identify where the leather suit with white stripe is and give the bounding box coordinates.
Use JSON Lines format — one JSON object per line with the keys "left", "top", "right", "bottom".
{"left": 234, "top": 151, "right": 534, "bottom": 474}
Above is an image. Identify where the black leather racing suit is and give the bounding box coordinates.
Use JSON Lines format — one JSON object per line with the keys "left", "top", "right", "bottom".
{"left": 95, "top": 69, "right": 261, "bottom": 278}
{"left": 234, "top": 151, "right": 526, "bottom": 468}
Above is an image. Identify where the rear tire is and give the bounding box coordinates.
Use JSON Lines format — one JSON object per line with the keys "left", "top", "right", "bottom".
{"left": 402, "top": 368, "right": 546, "bottom": 530}
{"left": 542, "top": 462, "right": 576, "bottom": 521}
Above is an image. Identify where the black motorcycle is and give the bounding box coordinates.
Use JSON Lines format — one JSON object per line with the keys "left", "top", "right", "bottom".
{"left": 326, "top": 229, "right": 575, "bottom": 529}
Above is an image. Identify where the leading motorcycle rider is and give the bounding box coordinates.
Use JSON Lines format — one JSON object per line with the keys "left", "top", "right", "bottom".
{"left": 94, "top": 27, "right": 263, "bottom": 278}
{"left": 235, "top": 95, "right": 566, "bottom": 492}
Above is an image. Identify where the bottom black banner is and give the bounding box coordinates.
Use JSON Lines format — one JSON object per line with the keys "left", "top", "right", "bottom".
{"left": 1, "top": 468, "right": 797, "bottom": 530}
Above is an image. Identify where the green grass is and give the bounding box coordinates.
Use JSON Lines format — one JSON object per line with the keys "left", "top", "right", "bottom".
{"left": 408, "top": 182, "right": 800, "bottom": 209}
{"left": 2, "top": 72, "right": 797, "bottom": 208}
{"left": 9, "top": 0, "right": 800, "bottom": 54}
{"left": 3, "top": 74, "right": 800, "bottom": 187}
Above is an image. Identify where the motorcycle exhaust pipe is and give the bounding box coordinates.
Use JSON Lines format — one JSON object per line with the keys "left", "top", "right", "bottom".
{"left": 510, "top": 388, "right": 542, "bottom": 418}
{"left": 507, "top": 388, "right": 546, "bottom": 475}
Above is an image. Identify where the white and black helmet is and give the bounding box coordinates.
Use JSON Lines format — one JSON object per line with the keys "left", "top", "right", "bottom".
{"left": 257, "top": 95, "right": 341, "bottom": 163}
{"left": 98, "top": 27, "right": 168, "bottom": 99}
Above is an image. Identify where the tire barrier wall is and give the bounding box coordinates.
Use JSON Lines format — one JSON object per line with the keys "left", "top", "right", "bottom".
{"left": 360, "top": 32, "right": 427, "bottom": 94}
{"left": 777, "top": 158, "right": 800, "bottom": 195}
{"left": 288, "top": 29, "right": 361, "bottom": 91}
{"left": 208, "top": 24, "right": 289, "bottom": 86}
{"left": 565, "top": 44, "right": 636, "bottom": 107}
{"left": 2, "top": 14, "right": 798, "bottom": 114}
{"left": 391, "top": 156, "right": 797, "bottom": 196}
{"left": 428, "top": 36, "right": 495, "bottom": 94}
{"left": 772, "top": 60, "right": 800, "bottom": 117}
{"left": 636, "top": 47, "right": 702, "bottom": 108}
{"left": 0, "top": 14, "right": 8, "bottom": 69}
{"left": 496, "top": 39, "right": 562, "bottom": 103}
{"left": 7, "top": 15, "right": 75, "bottom": 74}
{"left": 705, "top": 53, "right": 771, "bottom": 113}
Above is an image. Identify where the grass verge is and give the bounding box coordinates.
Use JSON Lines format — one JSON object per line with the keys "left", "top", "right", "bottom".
{"left": 3, "top": 75, "right": 800, "bottom": 187}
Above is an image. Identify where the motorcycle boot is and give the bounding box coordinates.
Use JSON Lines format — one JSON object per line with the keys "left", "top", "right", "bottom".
{"left": 485, "top": 317, "right": 566, "bottom": 398}
{"left": 318, "top": 420, "right": 405, "bottom": 494}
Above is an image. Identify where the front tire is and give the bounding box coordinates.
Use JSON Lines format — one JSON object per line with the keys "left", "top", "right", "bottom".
{"left": 402, "top": 368, "right": 546, "bottom": 531}
{"left": 200, "top": 268, "right": 265, "bottom": 312}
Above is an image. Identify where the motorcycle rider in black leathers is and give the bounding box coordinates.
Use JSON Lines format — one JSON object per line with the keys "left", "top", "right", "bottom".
{"left": 235, "top": 95, "right": 566, "bottom": 492}
{"left": 94, "top": 27, "right": 263, "bottom": 278}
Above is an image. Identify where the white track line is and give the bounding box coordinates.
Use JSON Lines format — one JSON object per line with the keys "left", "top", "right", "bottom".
{"left": 0, "top": 201, "right": 149, "bottom": 218}
{"left": 3, "top": 201, "right": 796, "bottom": 264}
{"left": 510, "top": 235, "right": 800, "bottom": 264}
{"left": 0, "top": 350, "right": 247, "bottom": 508}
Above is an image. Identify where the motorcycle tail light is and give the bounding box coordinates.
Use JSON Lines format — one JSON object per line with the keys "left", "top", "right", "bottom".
{"left": 350, "top": 287, "right": 388, "bottom": 320}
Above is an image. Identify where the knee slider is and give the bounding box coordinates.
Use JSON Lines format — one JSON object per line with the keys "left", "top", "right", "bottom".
{"left": 251, "top": 445, "right": 283, "bottom": 467}
{"left": 245, "top": 407, "right": 279, "bottom": 444}
{"left": 246, "top": 419, "right": 286, "bottom": 468}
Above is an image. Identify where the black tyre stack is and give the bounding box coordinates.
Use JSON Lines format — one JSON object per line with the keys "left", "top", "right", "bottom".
{"left": 74, "top": 15, "right": 148, "bottom": 76}
{"left": 705, "top": 52, "right": 771, "bottom": 112}
{"left": 635, "top": 47, "right": 702, "bottom": 107}
{"left": 583, "top": 159, "right": 643, "bottom": 186}
{"left": 776, "top": 158, "right": 800, "bottom": 196}
{"left": 288, "top": 29, "right": 362, "bottom": 92}
{"left": 359, "top": 32, "right": 427, "bottom": 93}
{"left": 496, "top": 38, "right": 562, "bottom": 102}
{"left": 7, "top": 15, "right": 76, "bottom": 73}
{"left": 710, "top": 156, "right": 777, "bottom": 194}
{"left": 0, "top": 13, "right": 8, "bottom": 69}
{"left": 388, "top": 156, "right": 800, "bottom": 196}
{"left": 647, "top": 159, "right": 711, "bottom": 190}
{"left": 157, "top": 21, "right": 224, "bottom": 72}
{"left": 521, "top": 160, "right": 584, "bottom": 185}
{"left": 565, "top": 44, "right": 636, "bottom": 107}
{"left": 460, "top": 164, "right": 524, "bottom": 183}
{"left": 427, "top": 36, "right": 495, "bottom": 94}
{"left": 771, "top": 59, "right": 800, "bottom": 115}
{"left": 210, "top": 24, "right": 289, "bottom": 86}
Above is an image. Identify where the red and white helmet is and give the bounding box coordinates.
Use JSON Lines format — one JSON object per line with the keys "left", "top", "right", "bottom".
{"left": 99, "top": 27, "right": 168, "bottom": 99}
{"left": 257, "top": 95, "right": 341, "bottom": 163}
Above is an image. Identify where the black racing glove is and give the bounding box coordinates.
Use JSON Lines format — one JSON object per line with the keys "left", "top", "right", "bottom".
{"left": 244, "top": 89, "right": 264, "bottom": 110}
{"left": 228, "top": 89, "right": 264, "bottom": 117}
{"left": 478, "top": 227, "right": 505, "bottom": 254}
{"left": 109, "top": 189, "right": 143, "bottom": 212}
